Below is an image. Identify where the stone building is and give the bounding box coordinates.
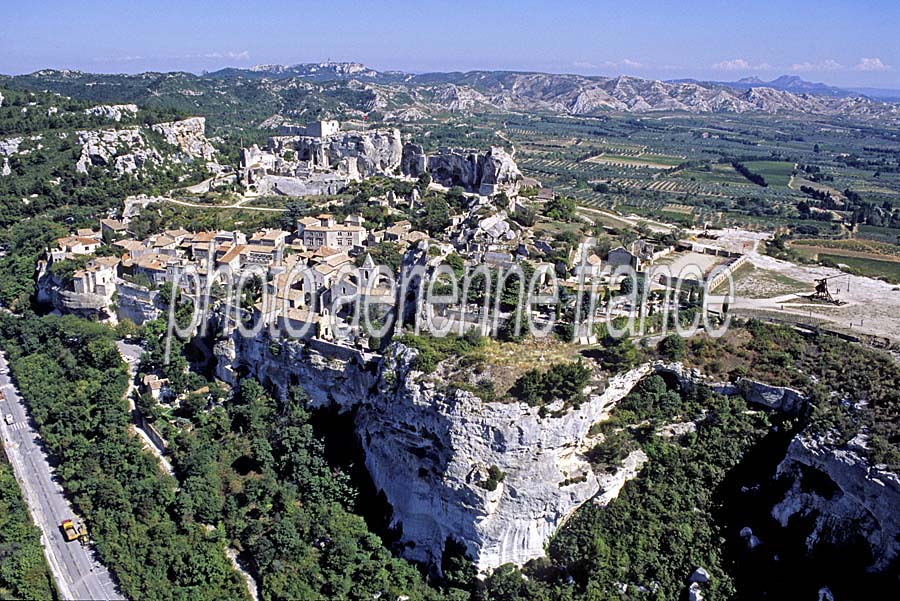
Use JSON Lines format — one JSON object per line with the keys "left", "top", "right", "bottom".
{"left": 298, "top": 214, "right": 366, "bottom": 251}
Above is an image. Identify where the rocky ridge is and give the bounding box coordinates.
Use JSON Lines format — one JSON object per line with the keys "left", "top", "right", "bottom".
{"left": 243, "top": 129, "right": 522, "bottom": 197}
{"left": 85, "top": 104, "right": 139, "bottom": 122}
{"left": 209, "top": 321, "right": 900, "bottom": 580}
{"left": 773, "top": 431, "right": 900, "bottom": 572}
{"left": 401, "top": 144, "right": 522, "bottom": 195}
{"left": 12, "top": 65, "right": 899, "bottom": 126}
{"left": 213, "top": 328, "right": 653, "bottom": 571}
{"left": 75, "top": 117, "right": 216, "bottom": 175}
{"left": 150, "top": 116, "right": 216, "bottom": 160}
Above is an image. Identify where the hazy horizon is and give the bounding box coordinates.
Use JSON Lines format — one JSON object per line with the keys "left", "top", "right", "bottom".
{"left": 2, "top": 0, "right": 898, "bottom": 88}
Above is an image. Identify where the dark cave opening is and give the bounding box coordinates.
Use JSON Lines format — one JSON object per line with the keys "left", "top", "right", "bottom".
{"left": 308, "top": 404, "right": 404, "bottom": 550}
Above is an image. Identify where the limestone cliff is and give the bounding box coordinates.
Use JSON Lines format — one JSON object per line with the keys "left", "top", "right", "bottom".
{"left": 425, "top": 146, "right": 522, "bottom": 196}
{"left": 75, "top": 126, "right": 160, "bottom": 175}
{"left": 773, "top": 431, "right": 900, "bottom": 572}
{"left": 362, "top": 346, "right": 650, "bottom": 570}
{"left": 151, "top": 117, "right": 216, "bottom": 160}
{"left": 213, "top": 329, "right": 650, "bottom": 571}
{"left": 75, "top": 117, "right": 216, "bottom": 175}
{"left": 269, "top": 128, "right": 403, "bottom": 178}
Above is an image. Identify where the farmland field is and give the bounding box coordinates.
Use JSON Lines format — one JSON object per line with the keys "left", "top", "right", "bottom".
{"left": 791, "top": 238, "right": 900, "bottom": 259}
{"left": 675, "top": 162, "right": 750, "bottom": 186}
{"left": 857, "top": 224, "right": 900, "bottom": 244}
{"left": 742, "top": 160, "right": 796, "bottom": 187}
{"left": 585, "top": 152, "right": 683, "bottom": 169}
{"left": 818, "top": 254, "right": 900, "bottom": 283}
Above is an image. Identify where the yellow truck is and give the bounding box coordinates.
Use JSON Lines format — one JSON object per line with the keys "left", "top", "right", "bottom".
{"left": 61, "top": 519, "right": 78, "bottom": 542}
{"left": 60, "top": 519, "right": 88, "bottom": 544}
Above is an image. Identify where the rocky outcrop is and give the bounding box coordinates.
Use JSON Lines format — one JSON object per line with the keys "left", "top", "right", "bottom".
{"left": 773, "top": 432, "right": 900, "bottom": 572}
{"left": 425, "top": 146, "right": 522, "bottom": 196}
{"left": 594, "top": 449, "right": 648, "bottom": 505}
{"left": 74, "top": 117, "right": 215, "bottom": 175}
{"left": 151, "top": 117, "right": 216, "bottom": 160}
{"left": 122, "top": 194, "right": 166, "bottom": 222}
{"left": 240, "top": 128, "right": 402, "bottom": 194}
{"left": 85, "top": 104, "right": 139, "bottom": 122}
{"left": 476, "top": 146, "right": 523, "bottom": 196}
{"left": 427, "top": 84, "right": 491, "bottom": 112}
{"left": 239, "top": 121, "right": 522, "bottom": 197}
{"left": 116, "top": 282, "right": 162, "bottom": 325}
{"left": 213, "top": 328, "right": 653, "bottom": 572}
{"left": 0, "top": 137, "right": 22, "bottom": 156}
{"left": 1, "top": 158, "right": 10, "bottom": 177}
{"left": 364, "top": 348, "right": 651, "bottom": 571}
{"left": 35, "top": 268, "right": 114, "bottom": 319}
{"left": 400, "top": 143, "right": 427, "bottom": 178}
{"left": 652, "top": 361, "right": 804, "bottom": 414}
{"left": 739, "top": 379, "right": 805, "bottom": 415}
{"left": 274, "top": 128, "right": 402, "bottom": 176}
{"left": 75, "top": 127, "right": 161, "bottom": 175}
{"left": 383, "top": 107, "right": 429, "bottom": 122}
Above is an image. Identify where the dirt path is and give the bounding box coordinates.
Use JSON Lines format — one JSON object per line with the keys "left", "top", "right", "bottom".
{"left": 577, "top": 206, "right": 676, "bottom": 233}
{"left": 164, "top": 196, "right": 286, "bottom": 212}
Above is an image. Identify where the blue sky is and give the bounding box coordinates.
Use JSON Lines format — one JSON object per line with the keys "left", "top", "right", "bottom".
{"left": 2, "top": 0, "right": 898, "bottom": 87}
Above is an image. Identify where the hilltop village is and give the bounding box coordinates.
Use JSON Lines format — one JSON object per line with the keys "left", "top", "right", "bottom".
{"left": 3, "top": 61, "right": 900, "bottom": 601}
{"left": 27, "top": 119, "right": 766, "bottom": 583}
{"left": 35, "top": 120, "right": 747, "bottom": 349}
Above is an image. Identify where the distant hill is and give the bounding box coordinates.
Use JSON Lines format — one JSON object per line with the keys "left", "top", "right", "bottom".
{"left": 3, "top": 64, "right": 898, "bottom": 130}
{"left": 669, "top": 74, "right": 855, "bottom": 97}
{"left": 728, "top": 75, "right": 852, "bottom": 97}
{"left": 849, "top": 87, "right": 900, "bottom": 102}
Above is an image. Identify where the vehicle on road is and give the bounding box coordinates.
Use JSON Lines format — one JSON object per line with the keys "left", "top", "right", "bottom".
{"left": 61, "top": 519, "right": 79, "bottom": 542}
{"left": 60, "top": 519, "right": 88, "bottom": 544}
{"left": 4, "top": 413, "right": 13, "bottom": 425}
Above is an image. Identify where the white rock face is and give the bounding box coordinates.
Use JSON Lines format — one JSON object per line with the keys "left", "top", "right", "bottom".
{"left": 0, "top": 137, "right": 23, "bottom": 156}
{"left": 151, "top": 117, "right": 216, "bottom": 160}
{"left": 477, "top": 146, "right": 523, "bottom": 196}
{"left": 427, "top": 84, "right": 490, "bottom": 112}
{"left": 424, "top": 146, "right": 522, "bottom": 196}
{"left": 122, "top": 194, "right": 166, "bottom": 222}
{"left": 688, "top": 582, "right": 704, "bottom": 601}
{"left": 85, "top": 104, "right": 139, "bottom": 122}
{"left": 241, "top": 128, "right": 402, "bottom": 195}
{"left": 1, "top": 158, "right": 10, "bottom": 177}
{"left": 74, "top": 117, "right": 215, "bottom": 175}
{"left": 75, "top": 127, "right": 160, "bottom": 174}
{"left": 689, "top": 567, "right": 711, "bottom": 583}
{"left": 739, "top": 379, "right": 805, "bottom": 414}
{"left": 362, "top": 349, "right": 652, "bottom": 571}
{"left": 773, "top": 432, "right": 900, "bottom": 571}
{"left": 594, "top": 449, "right": 648, "bottom": 505}
{"left": 214, "top": 330, "right": 653, "bottom": 572}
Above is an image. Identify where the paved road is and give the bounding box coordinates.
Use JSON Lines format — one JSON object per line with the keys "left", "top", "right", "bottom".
{"left": 0, "top": 350, "right": 124, "bottom": 600}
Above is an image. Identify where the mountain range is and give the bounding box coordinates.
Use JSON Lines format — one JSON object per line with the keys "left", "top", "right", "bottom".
{"left": 2, "top": 62, "right": 898, "bottom": 129}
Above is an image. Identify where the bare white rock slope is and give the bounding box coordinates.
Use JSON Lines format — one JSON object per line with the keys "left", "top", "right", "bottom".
{"left": 214, "top": 330, "right": 651, "bottom": 571}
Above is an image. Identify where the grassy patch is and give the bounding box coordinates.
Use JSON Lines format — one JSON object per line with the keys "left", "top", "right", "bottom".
{"left": 819, "top": 254, "right": 900, "bottom": 283}
{"left": 742, "top": 160, "right": 795, "bottom": 187}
